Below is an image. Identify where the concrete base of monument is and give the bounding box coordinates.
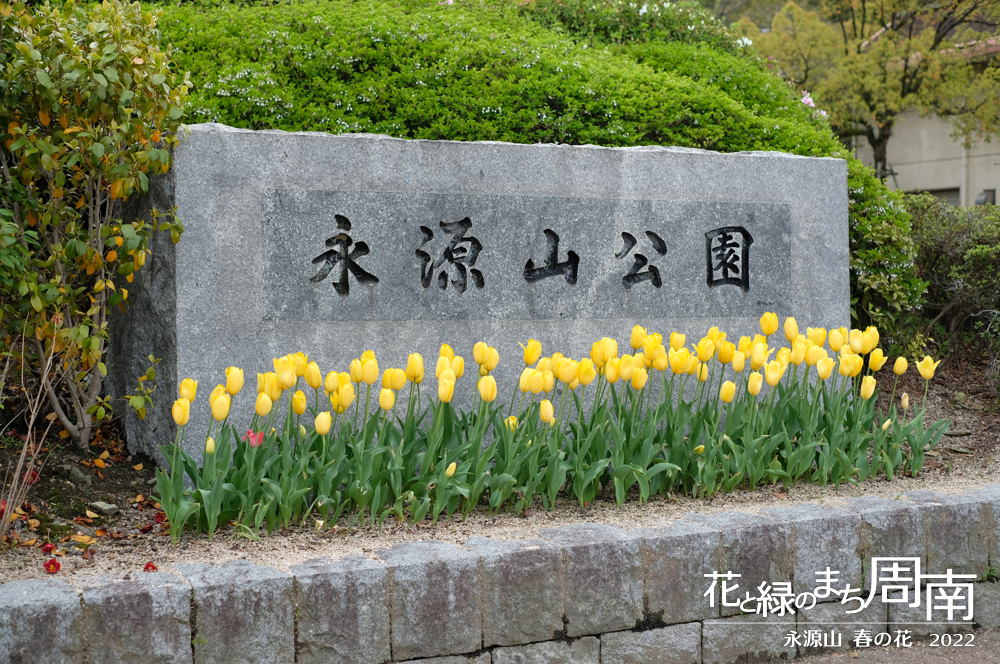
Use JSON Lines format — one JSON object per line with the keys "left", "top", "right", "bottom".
{"left": 3, "top": 467, "right": 1000, "bottom": 664}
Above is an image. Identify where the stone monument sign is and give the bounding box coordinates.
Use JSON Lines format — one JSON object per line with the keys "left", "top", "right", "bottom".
{"left": 109, "top": 123, "right": 848, "bottom": 461}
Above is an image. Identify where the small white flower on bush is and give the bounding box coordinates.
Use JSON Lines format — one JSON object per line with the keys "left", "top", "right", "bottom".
{"left": 737, "top": 36, "right": 752, "bottom": 47}
{"left": 640, "top": 4, "right": 648, "bottom": 15}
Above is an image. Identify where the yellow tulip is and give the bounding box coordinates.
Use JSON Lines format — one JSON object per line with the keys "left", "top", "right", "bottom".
{"left": 521, "top": 339, "right": 542, "bottom": 366}
{"left": 620, "top": 354, "right": 635, "bottom": 381}
{"left": 776, "top": 348, "right": 790, "bottom": 369}
{"left": 381, "top": 368, "right": 393, "bottom": 389}
{"left": 438, "top": 379, "right": 455, "bottom": 403}
{"left": 439, "top": 368, "right": 456, "bottom": 384}
{"left": 750, "top": 343, "right": 770, "bottom": 371}
{"left": 451, "top": 356, "right": 466, "bottom": 378}
{"left": 706, "top": 327, "right": 726, "bottom": 352}
{"left": 542, "top": 370, "right": 555, "bottom": 392}
{"left": 869, "top": 349, "right": 888, "bottom": 371}
{"left": 669, "top": 332, "right": 685, "bottom": 351}
{"left": 806, "top": 327, "right": 826, "bottom": 347}
{"left": 331, "top": 395, "right": 346, "bottom": 415}
{"left": 848, "top": 329, "right": 864, "bottom": 354}
{"left": 179, "top": 378, "right": 198, "bottom": 402}
{"left": 379, "top": 388, "right": 395, "bottom": 411}
{"left": 292, "top": 390, "right": 306, "bottom": 415}
{"left": 387, "top": 368, "right": 405, "bottom": 391}
{"left": 696, "top": 337, "right": 715, "bottom": 362}
{"left": 765, "top": 360, "right": 785, "bottom": 387}
{"left": 274, "top": 357, "right": 296, "bottom": 389}
{"left": 360, "top": 359, "right": 378, "bottom": 385}
{"left": 349, "top": 359, "right": 364, "bottom": 383}
{"left": 805, "top": 343, "right": 826, "bottom": 367}
{"left": 578, "top": 359, "right": 597, "bottom": 385}
{"left": 256, "top": 393, "right": 272, "bottom": 417}
{"left": 731, "top": 351, "right": 746, "bottom": 373}
{"left": 693, "top": 363, "right": 706, "bottom": 382}
{"left": 668, "top": 348, "right": 688, "bottom": 374}
{"left": 642, "top": 335, "right": 659, "bottom": 360}
{"left": 687, "top": 358, "right": 700, "bottom": 376}
{"left": 901, "top": 393, "right": 909, "bottom": 410}
{"left": 860, "top": 375, "right": 877, "bottom": 400}
{"left": 816, "top": 357, "right": 835, "bottom": 380}
{"left": 505, "top": 415, "right": 518, "bottom": 431}
{"left": 435, "top": 355, "right": 450, "bottom": 379}
{"left": 473, "top": 341, "right": 488, "bottom": 366}
{"left": 209, "top": 384, "right": 226, "bottom": 409}
{"left": 652, "top": 347, "right": 669, "bottom": 372}
{"left": 783, "top": 317, "right": 798, "bottom": 343}
{"left": 304, "top": 362, "right": 322, "bottom": 390}
{"left": 850, "top": 354, "right": 864, "bottom": 377}
{"left": 540, "top": 399, "right": 555, "bottom": 425}
{"left": 518, "top": 367, "right": 533, "bottom": 393}
{"left": 605, "top": 358, "right": 621, "bottom": 383}
{"left": 265, "top": 373, "right": 282, "bottom": 402}
{"left": 172, "top": 398, "right": 191, "bottom": 426}
{"left": 737, "top": 335, "right": 753, "bottom": 356}
{"left": 445, "top": 462, "right": 457, "bottom": 478}
{"left": 339, "top": 383, "right": 356, "bottom": 409}
{"left": 759, "top": 312, "right": 778, "bottom": 336}
{"left": 314, "top": 411, "right": 332, "bottom": 435}
{"left": 838, "top": 355, "right": 854, "bottom": 378}
{"left": 406, "top": 353, "right": 425, "bottom": 384}
{"left": 291, "top": 352, "right": 308, "bottom": 377}
{"left": 790, "top": 341, "right": 807, "bottom": 366}
{"left": 693, "top": 445, "right": 705, "bottom": 454}
{"left": 634, "top": 351, "right": 646, "bottom": 370}
{"left": 747, "top": 372, "right": 763, "bottom": 396}
{"left": 205, "top": 437, "right": 215, "bottom": 455}
{"left": 894, "top": 357, "right": 908, "bottom": 375}
{"left": 361, "top": 350, "right": 376, "bottom": 364}
{"left": 478, "top": 375, "right": 498, "bottom": 402}
{"left": 324, "top": 371, "right": 339, "bottom": 394}
{"left": 717, "top": 342, "right": 735, "bottom": 365}
{"left": 632, "top": 368, "right": 648, "bottom": 390}
{"left": 882, "top": 419, "right": 892, "bottom": 431}
{"left": 863, "top": 327, "right": 880, "bottom": 354}
{"left": 225, "top": 367, "right": 244, "bottom": 396}
{"left": 630, "top": 325, "right": 647, "bottom": 350}
{"left": 485, "top": 347, "right": 499, "bottom": 372}
{"left": 528, "top": 370, "right": 545, "bottom": 394}
{"left": 916, "top": 356, "right": 941, "bottom": 380}
{"left": 212, "top": 393, "right": 232, "bottom": 421}
{"left": 829, "top": 329, "right": 845, "bottom": 352}
{"left": 590, "top": 340, "right": 605, "bottom": 368}
{"left": 439, "top": 344, "right": 454, "bottom": 361}
{"left": 720, "top": 381, "right": 736, "bottom": 403}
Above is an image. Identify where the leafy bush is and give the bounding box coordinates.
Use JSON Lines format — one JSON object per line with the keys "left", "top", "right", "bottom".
{"left": 0, "top": 0, "right": 187, "bottom": 448}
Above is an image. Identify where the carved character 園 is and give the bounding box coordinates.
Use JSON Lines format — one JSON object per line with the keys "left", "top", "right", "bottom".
{"left": 705, "top": 225, "right": 753, "bottom": 293}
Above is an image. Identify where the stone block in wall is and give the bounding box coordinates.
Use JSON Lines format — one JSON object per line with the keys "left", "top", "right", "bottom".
{"left": 490, "top": 637, "right": 600, "bottom": 664}
{"left": 796, "top": 595, "right": 887, "bottom": 653}
{"left": 682, "top": 511, "right": 792, "bottom": 617}
{"left": 975, "top": 581, "right": 1000, "bottom": 630}
{"left": 887, "top": 589, "right": 974, "bottom": 639}
{"left": 601, "top": 623, "right": 701, "bottom": 664}
{"left": 377, "top": 541, "right": 482, "bottom": 660}
{"left": 641, "top": 520, "right": 721, "bottom": 623}
{"left": 973, "top": 484, "right": 1000, "bottom": 564}
{"left": 702, "top": 612, "right": 797, "bottom": 664}
{"left": 843, "top": 497, "right": 924, "bottom": 590}
{"left": 540, "top": 523, "right": 644, "bottom": 637}
{"left": 904, "top": 491, "right": 990, "bottom": 577}
{"left": 176, "top": 559, "right": 295, "bottom": 664}
{"left": 80, "top": 572, "right": 192, "bottom": 664}
{"left": 290, "top": 555, "right": 390, "bottom": 664}
{"left": 0, "top": 578, "right": 84, "bottom": 664}
{"left": 463, "top": 537, "right": 564, "bottom": 647}
{"left": 395, "top": 654, "right": 490, "bottom": 664}
{"left": 761, "top": 503, "right": 862, "bottom": 595}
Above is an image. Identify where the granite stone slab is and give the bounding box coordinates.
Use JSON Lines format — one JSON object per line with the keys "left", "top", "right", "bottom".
{"left": 796, "top": 596, "right": 888, "bottom": 653}
{"left": 904, "top": 491, "right": 990, "bottom": 577}
{"left": 394, "top": 655, "right": 490, "bottom": 664}
{"left": 109, "top": 125, "right": 849, "bottom": 461}
{"left": 640, "top": 519, "right": 722, "bottom": 623}
{"left": 0, "top": 578, "right": 85, "bottom": 664}
{"left": 490, "top": 637, "right": 600, "bottom": 664}
{"left": 600, "top": 623, "right": 702, "bottom": 664}
{"left": 289, "top": 555, "right": 391, "bottom": 664}
{"left": 702, "top": 612, "right": 797, "bottom": 664}
{"left": 79, "top": 572, "right": 192, "bottom": 664}
{"left": 844, "top": 497, "right": 925, "bottom": 591}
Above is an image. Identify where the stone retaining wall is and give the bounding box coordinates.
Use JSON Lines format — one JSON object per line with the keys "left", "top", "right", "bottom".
{"left": 5, "top": 486, "right": 1000, "bottom": 664}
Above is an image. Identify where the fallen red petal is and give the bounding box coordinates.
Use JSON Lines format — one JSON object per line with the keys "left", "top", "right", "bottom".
{"left": 41, "top": 543, "right": 54, "bottom": 554}
{"left": 43, "top": 558, "right": 60, "bottom": 574}
{"left": 144, "top": 562, "right": 158, "bottom": 572}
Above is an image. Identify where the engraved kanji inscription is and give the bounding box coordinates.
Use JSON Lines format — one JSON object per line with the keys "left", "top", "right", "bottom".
{"left": 524, "top": 229, "right": 579, "bottom": 285}
{"left": 310, "top": 214, "right": 379, "bottom": 296}
{"left": 705, "top": 226, "right": 753, "bottom": 292}
{"left": 416, "top": 217, "right": 485, "bottom": 293}
{"left": 616, "top": 230, "right": 667, "bottom": 289}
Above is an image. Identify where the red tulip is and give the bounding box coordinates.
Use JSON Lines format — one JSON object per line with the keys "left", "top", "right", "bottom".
{"left": 43, "top": 558, "right": 60, "bottom": 574}
{"left": 242, "top": 430, "right": 264, "bottom": 447}
{"left": 154, "top": 512, "right": 166, "bottom": 524}
{"left": 144, "top": 562, "right": 158, "bottom": 573}
{"left": 42, "top": 543, "right": 54, "bottom": 554}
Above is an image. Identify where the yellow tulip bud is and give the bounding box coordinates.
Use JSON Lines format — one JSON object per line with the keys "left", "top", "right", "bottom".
{"left": 299, "top": 424, "right": 308, "bottom": 437}
{"left": 505, "top": 415, "right": 518, "bottom": 431}
{"left": 630, "top": 325, "right": 647, "bottom": 350}
{"left": 731, "top": 351, "right": 746, "bottom": 373}
{"left": 209, "top": 384, "right": 226, "bottom": 409}
{"left": 406, "top": 353, "right": 425, "bottom": 384}
{"left": 451, "top": 356, "right": 465, "bottom": 378}
{"left": 605, "top": 358, "right": 621, "bottom": 383}
{"left": 522, "top": 339, "right": 542, "bottom": 366}
{"left": 759, "top": 312, "right": 778, "bottom": 336}
{"left": 331, "top": 394, "right": 346, "bottom": 415}
{"left": 314, "top": 411, "right": 332, "bottom": 435}
{"left": 439, "top": 368, "right": 456, "bottom": 384}
{"left": 634, "top": 351, "right": 647, "bottom": 369}
{"left": 805, "top": 344, "right": 826, "bottom": 367}
{"left": 445, "top": 461, "right": 457, "bottom": 478}
{"left": 916, "top": 356, "right": 941, "bottom": 380}
{"left": 590, "top": 341, "right": 605, "bottom": 369}
{"left": 435, "top": 355, "right": 450, "bottom": 379}
{"left": 225, "top": 367, "right": 244, "bottom": 396}
{"left": 212, "top": 393, "right": 231, "bottom": 421}
{"left": 750, "top": 343, "right": 770, "bottom": 371}
{"left": 720, "top": 381, "right": 736, "bottom": 403}
{"left": 304, "top": 362, "right": 322, "bottom": 390}
{"left": 776, "top": 348, "right": 790, "bottom": 369}
{"left": 828, "top": 329, "right": 845, "bottom": 352}
{"left": 391, "top": 368, "right": 407, "bottom": 391}
{"left": 338, "top": 383, "right": 356, "bottom": 409}
{"left": 382, "top": 368, "right": 393, "bottom": 389}
{"left": 473, "top": 341, "right": 488, "bottom": 366}
{"left": 478, "top": 375, "right": 498, "bottom": 402}
{"left": 696, "top": 338, "right": 715, "bottom": 362}
{"left": 894, "top": 357, "right": 908, "bottom": 375}
{"left": 536, "top": 357, "right": 552, "bottom": 373}
{"left": 816, "top": 357, "right": 835, "bottom": 380}
{"left": 652, "top": 347, "right": 668, "bottom": 372}
{"left": 860, "top": 375, "right": 877, "bottom": 400}
{"left": 783, "top": 317, "right": 798, "bottom": 343}
{"left": 717, "top": 341, "right": 735, "bottom": 365}
{"left": 529, "top": 370, "right": 544, "bottom": 394}
{"left": 179, "top": 378, "right": 198, "bottom": 402}
{"left": 291, "top": 352, "right": 308, "bottom": 377}
{"left": 485, "top": 347, "right": 499, "bottom": 372}
{"left": 379, "top": 388, "right": 395, "bottom": 411}
{"left": 869, "top": 349, "right": 887, "bottom": 372}
{"left": 901, "top": 393, "right": 909, "bottom": 410}
{"left": 324, "top": 371, "right": 339, "bottom": 394}
{"left": 847, "top": 329, "right": 863, "bottom": 354}
{"left": 540, "top": 399, "right": 555, "bottom": 425}
{"left": 439, "top": 344, "right": 454, "bottom": 361}
{"left": 601, "top": 337, "right": 618, "bottom": 363}
{"left": 838, "top": 355, "right": 854, "bottom": 378}
{"left": 851, "top": 354, "right": 865, "bottom": 377}
{"left": 706, "top": 327, "right": 726, "bottom": 352}
{"left": 518, "top": 367, "right": 533, "bottom": 392}
{"left": 642, "top": 335, "right": 659, "bottom": 359}
{"left": 790, "top": 341, "right": 807, "bottom": 366}
{"left": 747, "top": 372, "right": 763, "bottom": 396}
{"left": 765, "top": 360, "right": 784, "bottom": 387}
{"left": 806, "top": 327, "right": 826, "bottom": 347}
{"left": 349, "top": 359, "right": 363, "bottom": 383}
{"left": 362, "top": 359, "right": 379, "bottom": 385}
{"left": 632, "top": 367, "right": 648, "bottom": 390}
{"left": 557, "top": 359, "right": 577, "bottom": 384}
{"left": 863, "top": 327, "right": 880, "bottom": 354}
{"left": 438, "top": 379, "right": 455, "bottom": 403}
{"left": 274, "top": 357, "right": 296, "bottom": 389}
{"left": 697, "top": 363, "right": 708, "bottom": 382}
{"left": 172, "top": 397, "right": 191, "bottom": 426}
{"left": 670, "top": 332, "right": 685, "bottom": 351}
{"left": 292, "top": 390, "right": 306, "bottom": 415}
{"left": 542, "top": 370, "right": 555, "bottom": 392}
{"left": 265, "top": 373, "right": 282, "bottom": 402}
{"left": 201, "top": 437, "right": 214, "bottom": 455}
{"left": 882, "top": 419, "right": 892, "bottom": 431}
{"left": 693, "top": 445, "right": 705, "bottom": 454}
{"left": 256, "top": 393, "right": 272, "bottom": 417}
{"left": 578, "top": 359, "right": 597, "bottom": 385}
{"left": 619, "top": 354, "right": 635, "bottom": 381}
{"left": 738, "top": 335, "right": 753, "bottom": 356}
{"left": 686, "top": 357, "right": 700, "bottom": 376}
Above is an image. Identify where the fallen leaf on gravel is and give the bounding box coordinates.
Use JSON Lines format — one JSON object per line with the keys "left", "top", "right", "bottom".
{"left": 95, "top": 529, "right": 107, "bottom": 537}
{"left": 85, "top": 510, "right": 99, "bottom": 519}
{"left": 58, "top": 430, "right": 69, "bottom": 438}
{"left": 94, "top": 458, "right": 105, "bottom": 468}
{"left": 139, "top": 523, "right": 153, "bottom": 533}
{"left": 80, "top": 460, "right": 92, "bottom": 467}
{"left": 53, "top": 549, "right": 66, "bottom": 556}
{"left": 45, "top": 412, "right": 58, "bottom": 421}
{"left": 21, "top": 538, "right": 36, "bottom": 546}
{"left": 134, "top": 494, "right": 144, "bottom": 503}
{"left": 99, "top": 450, "right": 109, "bottom": 460}
{"left": 773, "top": 492, "right": 787, "bottom": 499}
{"left": 28, "top": 518, "right": 39, "bottom": 529}
{"left": 82, "top": 548, "right": 94, "bottom": 560}
{"left": 132, "top": 463, "right": 143, "bottom": 471}
{"left": 71, "top": 534, "right": 93, "bottom": 544}
{"left": 97, "top": 470, "right": 105, "bottom": 480}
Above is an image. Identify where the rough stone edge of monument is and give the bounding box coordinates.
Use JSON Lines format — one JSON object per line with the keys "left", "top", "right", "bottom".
{"left": 3, "top": 485, "right": 998, "bottom": 664}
